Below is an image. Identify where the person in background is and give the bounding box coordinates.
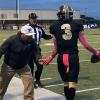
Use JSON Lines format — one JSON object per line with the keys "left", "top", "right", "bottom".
{"left": 40, "top": 5, "right": 100, "bottom": 100}
{"left": 0, "top": 25, "right": 39, "bottom": 100}
{"left": 28, "top": 13, "right": 52, "bottom": 88}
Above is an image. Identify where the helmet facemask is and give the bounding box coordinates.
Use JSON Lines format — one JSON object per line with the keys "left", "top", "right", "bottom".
{"left": 57, "top": 5, "right": 73, "bottom": 22}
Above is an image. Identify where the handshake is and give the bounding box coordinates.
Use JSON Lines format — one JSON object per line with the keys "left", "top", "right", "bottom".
{"left": 91, "top": 50, "right": 100, "bottom": 63}
{"left": 38, "top": 55, "right": 53, "bottom": 65}
{"left": 38, "top": 50, "right": 100, "bottom": 65}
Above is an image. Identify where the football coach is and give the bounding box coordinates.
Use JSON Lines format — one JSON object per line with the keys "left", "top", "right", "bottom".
{"left": 0, "top": 25, "right": 39, "bottom": 100}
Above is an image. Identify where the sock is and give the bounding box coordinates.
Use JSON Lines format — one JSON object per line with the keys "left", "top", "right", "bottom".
{"left": 64, "top": 86, "right": 69, "bottom": 100}
{"left": 67, "top": 88, "right": 76, "bottom": 100}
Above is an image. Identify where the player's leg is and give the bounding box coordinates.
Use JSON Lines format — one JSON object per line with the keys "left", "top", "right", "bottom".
{"left": 67, "top": 82, "right": 77, "bottom": 100}
{"left": 67, "top": 54, "right": 80, "bottom": 100}
{"left": 57, "top": 54, "right": 69, "bottom": 100}
{"left": 64, "top": 82, "right": 69, "bottom": 100}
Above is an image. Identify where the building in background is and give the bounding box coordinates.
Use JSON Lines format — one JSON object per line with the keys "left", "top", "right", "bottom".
{"left": 0, "top": 9, "right": 80, "bottom": 30}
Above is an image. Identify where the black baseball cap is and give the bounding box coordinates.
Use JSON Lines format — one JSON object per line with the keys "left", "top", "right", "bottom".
{"left": 28, "top": 13, "right": 38, "bottom": 19}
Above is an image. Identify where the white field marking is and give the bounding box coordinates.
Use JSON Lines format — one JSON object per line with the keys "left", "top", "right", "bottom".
{"left": 42, "top": 48, "right": 100, "bottom": 54}
{"left": 50, "top": 62, "right": 57, "bottom": 65}
{"left": 41, "top": 43, "right": 81, "bottom": 47}
{"left": 78, "top": 44, "right": 81, "bottom": 46}
{"left": 79, "top": 60, "right": 90, "bottom": 62}
{"left": 76, "top": 87, "right": 100, "bottom": 93}
{"left": 41, "top": 42, "right": 100, "bottom": 47}
{"left": 79, "top": 48, "right": 100, "bottom": 51}
{"left": 62, "top": 87, "right": 100, "bottom": 95}
{"left": 50, "top": 60, "right": 90, "bottom": 65}
{"left": 45, "top": 83, "right": 63, "bottom": 88}
{"left": 79, "top": 41, "right": 100, "bottom": 46}
{"left": 34, "top": 78, "right": 52, "bottom": 81}
{"left": 40, "top": 78, "right": 52, "bottom": 81}
{"left": 42, "top": 48, "right": 100, "bottom": 53}
{"left": 44, "top": 43, "right": 54, "bottom": 46}
{"left": 41, "top": 43, "right": 53, "bottom": 46}
{"left": 45, "top": 83, "right": 100, "bottom": 94}
{"left": 42, "top": 51, "right": 52, "bottom": 54}
{"left": 42, "top": 49, "right": 86, "bottom": 53}
{"left": 89, "top": 42, "right": 100, "bottom": 44}
{"left": 2, "top": 38, "right": 6, "bottom": 41}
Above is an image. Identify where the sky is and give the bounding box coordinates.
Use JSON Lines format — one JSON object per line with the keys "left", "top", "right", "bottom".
{"left": 0, "top": 0, "right": 100, "bottom": 20}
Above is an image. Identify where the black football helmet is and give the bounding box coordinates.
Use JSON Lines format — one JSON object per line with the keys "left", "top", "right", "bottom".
{"left": 57, "top": 5, "right": 73, "bottom": 21}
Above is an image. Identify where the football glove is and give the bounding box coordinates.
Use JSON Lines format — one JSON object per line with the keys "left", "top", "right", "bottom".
{"left": 42, "top": 55, "right": 53, "bottom": 65}
{"left": 91, "top": 50, "right": 100, "bottom": 63}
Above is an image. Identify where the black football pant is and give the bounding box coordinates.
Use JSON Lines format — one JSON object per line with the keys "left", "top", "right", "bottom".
{"left": 57, "top": 53, "right": 79, "bottom": 82}
{"left": 57, "top": 53, "right": 80, "bottom": 100}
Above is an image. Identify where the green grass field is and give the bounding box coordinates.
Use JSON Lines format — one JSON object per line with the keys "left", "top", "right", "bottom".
{"left": 0, "top": 29, "right": 100, "bottom": 100}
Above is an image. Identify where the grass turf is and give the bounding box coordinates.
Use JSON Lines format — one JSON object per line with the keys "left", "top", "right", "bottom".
{"left": 0, "top": 29, "right": 100, "bottom": 100}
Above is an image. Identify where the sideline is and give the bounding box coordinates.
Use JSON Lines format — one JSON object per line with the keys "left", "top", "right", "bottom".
{"left": 4, "top": 77, "right": 65, "bottom": 100}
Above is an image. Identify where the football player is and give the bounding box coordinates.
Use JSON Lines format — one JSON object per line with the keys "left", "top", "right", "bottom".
{"left": 40, "top": 5, "right": 100, "bottom": 100}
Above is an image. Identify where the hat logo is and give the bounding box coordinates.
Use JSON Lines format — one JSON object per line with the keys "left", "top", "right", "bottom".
{"left": 28, "top": 28, "right": 32, "bottom": 33}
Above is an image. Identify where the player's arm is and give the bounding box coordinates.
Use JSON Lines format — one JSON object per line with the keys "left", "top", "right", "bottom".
{"left": 40, "top": 35, "right": 58, "bottom": 65}
{"left": 79, "top": 32, "right": 100, "bottom": 56}
{"left": 42, "top": 28, "right": 52, "bottom": 40}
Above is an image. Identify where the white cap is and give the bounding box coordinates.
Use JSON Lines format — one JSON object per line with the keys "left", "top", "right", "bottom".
{"left": 21, "top": 25, "right": 35, "bottom": 36}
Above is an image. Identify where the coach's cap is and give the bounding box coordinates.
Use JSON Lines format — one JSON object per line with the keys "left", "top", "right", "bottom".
{"left": 21, "top": 25, "right": 35, "bottom": 36}
{"left": 28, "top": 13, "right": 38, "bottom": 19}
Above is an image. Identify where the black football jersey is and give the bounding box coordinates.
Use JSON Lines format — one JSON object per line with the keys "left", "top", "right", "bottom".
{"left": 50, "top": 21, "right": 83, "bottom": 54}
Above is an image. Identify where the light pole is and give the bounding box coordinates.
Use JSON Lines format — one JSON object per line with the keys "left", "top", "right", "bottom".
{"left": 85, "top": 8, "right": 87, "bottom": 16}
{"left": 16, "top": 0, "right": 19, "bottom": 29}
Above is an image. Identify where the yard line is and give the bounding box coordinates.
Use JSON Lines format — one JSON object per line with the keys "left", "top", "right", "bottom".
{"left": 41, "top": 42, "right": 100, "bottom": 47}
{"left": 50, "top": 60, "right": 90, "bottom": 65}
{"left": 45, "top": 83, "right": 100, "bottom": 94}
{"left": 79, "top": 48, "right": 100, "bottom": 51}
{"left": 42, "top": 48, "right": 100, "bottom": 53}
{"left": 34, "top": 78, "right": 52, "bottom": 81}
{"left": 79, "top": 60, "right": 90, "bottom": 62}
{"left": 62, "top": 87, "right": 100, "bottom": 95}
{"left": 40, "top": 78, "right": 52, "bottom": 81}
{"left": 42, "top": 51, "right": 52, "bottom": 53}
{"left": 50, "top": 63, "right": 57, "bottom": 65}
{"left": 79, "top": 42, "right": 100, "bottom": 45}
{"left": 45, "top": 83, "right": 63, "bottom": 88}
{"left": 76, "top": 87, "right": 100, "bottom": 93}
{"left": 2, "top": 38, "right": 6, "bottom": 41}
{"left": 44, "top": 43, "right": 53, "bottom": 46}
{"left": 42, "top": 48, "right": 89, "bottom": 54}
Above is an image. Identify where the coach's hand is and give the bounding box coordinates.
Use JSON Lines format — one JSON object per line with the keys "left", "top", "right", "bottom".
{"left": 38, "top": 59, "right": 43, "bottom": 65}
